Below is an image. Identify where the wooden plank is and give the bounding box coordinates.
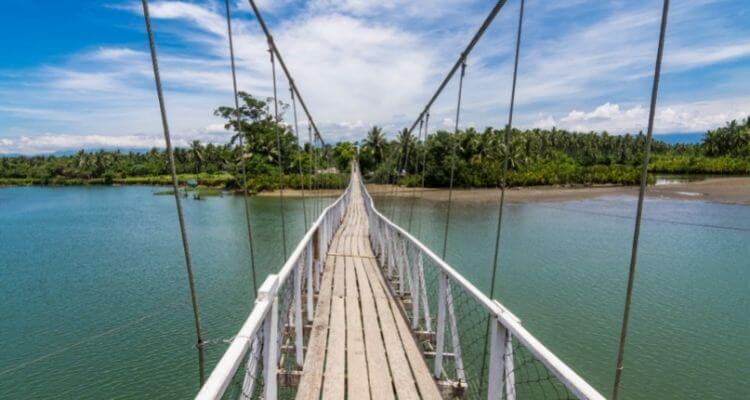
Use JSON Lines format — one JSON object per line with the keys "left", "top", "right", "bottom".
{"left": 361, "top": 258, "right": 421, "bottom": 400}
{"left": 366, "top": 258, "right": 443, "bottom": 399}
{"left": 345, "top": 256, "right": 369, "bottom": 400}
{"left": 296, "top": 255, "right": 336, "bottom": 400}
{"left": 322, "top": 296, "right": 346, "bottom": 400}
{"left": 354, "top": 257, "right": 395, "bottom": 400}
{"left": 333, "top": 255, "right": 346, "bottom": 298}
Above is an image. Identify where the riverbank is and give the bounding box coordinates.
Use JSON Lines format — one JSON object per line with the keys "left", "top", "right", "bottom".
{"left": 256, "top": 188, "right": 344, "bottom": 198}
{"left": 362, "top": 177, "right": 750, "bottom": 206}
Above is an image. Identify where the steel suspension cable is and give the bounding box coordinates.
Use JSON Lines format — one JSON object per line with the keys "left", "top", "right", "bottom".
{"left": 289, "top": 86, "right": 308, "bottom": 230}
{"left": 613, "top": 1, "right": 670, "bottom": 398}
{"left": 395, "top": 125, "right": 415, "bottom": 225}
{"left": 140, "top": 0, "right": 205, "bottom": 384}
{"left": 224, "top": 0, "right": 258, "bottom": 297}
{"left": 441, "top": 60, "right": 467, "bottom": 260}
{"left": 269, "top": 47, "right": 288, "bottom": 259}
{"left": 244, "top": 0, "right": 325, "bottom": 146}
{"left": 309, "top": 122, "right": 321, "bottom": 217}
{"left": 406, "top": 117, "right": 425, "bottom": 232}
{"left": 407, "top": 0, "right": 510, "bottom": 137}
{"left": 415, "top": 111, "right": 431, "bottom": 237}
{"left": 479, "top": 0, "right": 525, "bottom": 392}
{"left": 385, "top": 130, "right": 406, "bottom": 221}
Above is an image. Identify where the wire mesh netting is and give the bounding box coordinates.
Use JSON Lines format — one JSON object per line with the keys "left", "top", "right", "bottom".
{"left": 377, "top": 220, "right": 582, "bottom": 400}
{"left": 220, "top": 327, "right": 264, "bottom": 400}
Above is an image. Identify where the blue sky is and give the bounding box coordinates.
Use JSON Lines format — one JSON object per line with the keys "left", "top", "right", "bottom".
{"left": 1, "top": 0, "right": 749, "bottom": 154}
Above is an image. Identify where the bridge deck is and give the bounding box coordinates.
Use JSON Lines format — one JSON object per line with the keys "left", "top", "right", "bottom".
{"left": 296, "top": 176, "right": 441, "bottom": 400}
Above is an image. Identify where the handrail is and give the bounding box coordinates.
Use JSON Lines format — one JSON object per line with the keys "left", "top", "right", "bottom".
{"left": 196, "top": 275, "right": 276, "bottom": 399}
{"left": 196, "top": 174, "right": 353, "bottom": 400}
{"left": 277, "top": 177, "right": 354, "bottom": 284}
{"left": 359, "top": 176, "right": 605, "bottom": 400}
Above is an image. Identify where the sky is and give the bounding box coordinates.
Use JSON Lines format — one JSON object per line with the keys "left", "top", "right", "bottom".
{"left": 0, "top": 0, "right": 748, "bottom": 154}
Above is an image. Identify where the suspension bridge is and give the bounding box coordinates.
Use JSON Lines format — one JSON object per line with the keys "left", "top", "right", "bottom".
{"left": 137, "top": 0, "right": 672, "bottom": 398}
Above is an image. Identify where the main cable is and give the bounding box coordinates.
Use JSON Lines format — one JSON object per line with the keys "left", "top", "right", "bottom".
{"left": 407, "top": 0, "right": 510, "bottom": 136}
{"left": 245, "top": 0, "right": 325, "bottom": 146}
{"left": 140, "top": 0, "right": 205, "bottom": 384}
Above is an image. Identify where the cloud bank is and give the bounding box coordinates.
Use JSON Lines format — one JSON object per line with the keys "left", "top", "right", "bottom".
{"left": 1, "top": 0, "right": 748, "bottom": 154}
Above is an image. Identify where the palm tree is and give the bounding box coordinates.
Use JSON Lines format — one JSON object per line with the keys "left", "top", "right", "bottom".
{"left": 190, "top": 140, "right": 204, "bottom": 174}
{"left": 364, "top": 126, "right": 387, "bottom": 165}
{"left": 395, "top": 128, "right": 415, "bottom": 172}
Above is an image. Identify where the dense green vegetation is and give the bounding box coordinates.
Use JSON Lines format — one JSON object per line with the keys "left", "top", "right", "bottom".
{"left": 2, "top": 94, "right": 748, "bottom": 191}
{"left": 0, "top": 92, "right": 347, "bottom": 192}
{"left": 357, "top": 117, "right": 750, "bottom": 187}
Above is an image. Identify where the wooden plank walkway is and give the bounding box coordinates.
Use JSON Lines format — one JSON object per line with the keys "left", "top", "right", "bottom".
{"left": 296, "top": 174, "right": 442, "bottom": 400}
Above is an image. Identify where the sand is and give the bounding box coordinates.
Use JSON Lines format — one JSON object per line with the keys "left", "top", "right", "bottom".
{"left": 260, "top": 177, "right": 750, "bottom": 206}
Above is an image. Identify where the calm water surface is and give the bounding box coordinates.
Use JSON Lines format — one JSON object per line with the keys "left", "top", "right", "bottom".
{"left": 1, "top": 185, "right": 748, "bottom": 399}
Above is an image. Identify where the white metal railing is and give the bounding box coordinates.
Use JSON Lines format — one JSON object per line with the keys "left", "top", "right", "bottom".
{"left": 196, "top": 176, "right": 353, "bottom": 400}
{"left": 360, "top": 176, "right": 605, "bottom": 400}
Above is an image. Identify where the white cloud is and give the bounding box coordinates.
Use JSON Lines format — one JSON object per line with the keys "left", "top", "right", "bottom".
{"left": 533, "top": 99, "right": 750, "bottom": 134}
{"left": 1, "top": 0, "right": 749, "bottom": 154}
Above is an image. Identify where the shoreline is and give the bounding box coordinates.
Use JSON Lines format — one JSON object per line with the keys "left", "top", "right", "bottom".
{"left": 362, "top": 177, "right": 750, "bottom": 206}
{"left": 4, "top": 177, "right": 747, "bottom": 206}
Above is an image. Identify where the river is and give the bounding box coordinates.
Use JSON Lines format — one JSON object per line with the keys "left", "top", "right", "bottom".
{"left": 0, "top": 185, "right": 747, "bottom": 399}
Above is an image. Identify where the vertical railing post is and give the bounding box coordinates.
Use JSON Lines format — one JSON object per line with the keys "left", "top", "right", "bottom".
{"left": 398, "top": 237, "right": 406, "bottom": 295}
{"left": 260, "top": 276, "right": 279, "bottom": 400}
{"left": 419, "top": 254, "right": 432, "bottom": 332}
{"left": 313, "top": 228, "right": 320, "bottom": 293}
{"left": 411, "top": 247, "right": 421, "bottom": 330}
{"left": 306, "top": 241, "right": 314, "bottom": 322}
{"left": 446, "top": 283, "right": 465, "bottom": 382}
{"left": 434, "top": 271, "right": 448, "bottom": 379}
{"left": 487, "top": 317, "right": 507, "bottom": 400}
{"left": 294, "top": 258, "right": 304, "bottom": 367}
{"left": 504, "top": 331, "right": 516, "bottom": 400}
{"left": 387, "top": 229, "right": 396, "bottom": 278}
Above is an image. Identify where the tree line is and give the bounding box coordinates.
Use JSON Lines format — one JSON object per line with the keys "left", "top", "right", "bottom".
{"left": 357, "top": 117, "right": 750, "bottom": 188}
{"left": 1, "top": 92, "right": 748, "bottom": 190}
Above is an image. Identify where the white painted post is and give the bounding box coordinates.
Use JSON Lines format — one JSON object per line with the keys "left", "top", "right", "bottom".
{"left": 446, "top": 282, "right": 465, "bottom": 382}
{"left": 260, "top": 277, "right": 279, "bottom": 400}
{"left": 397, "top": 236, "right": 405, "bottom": 295}
{"left": 419, "top": 256, "right": 432, "bottom": 332}
{"left": 410, "top": 246, "right": 420, "bottom": 330}
{"left": 315, "top": 260, "right": 321, "bottom": 292}
{"left": 294, "top": 259, "right": 304, "bottom": 367}
{"left": 434, "top": 271, "right": 447, "bottom": 379}
{"left": 306, "top": 242, "right": 314, "bottom": 322}
{"left": 379, "top": 222, "right": 386, "bottom": 266}
{"left": 396, "top": 237, "right": 411, "bottom": 296}
{"left": 387, "top": 230, "right": 396, "bottom": 278}
{"left": 487, "top": 317, "right": 507, "bottom": 400}
{"left": 504, "top": 331, "right": 516, "bottom": 400}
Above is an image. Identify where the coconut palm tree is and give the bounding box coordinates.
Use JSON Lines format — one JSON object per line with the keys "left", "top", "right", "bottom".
{"left": 364, "top": 126, "right": 387, "bottom": 165}
{"left": 395, "top": 128, "right": 416, "bottom": 173}
{"left": 190, "top": 140, "right": 204, "bottom": 174}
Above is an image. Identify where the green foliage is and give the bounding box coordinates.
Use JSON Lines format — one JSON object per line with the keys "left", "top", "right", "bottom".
{"left": 2, "top": 108, "right": 746, "bottom": 190}
{"left": 361, "top": 119, "right": 749, "bottom": 188}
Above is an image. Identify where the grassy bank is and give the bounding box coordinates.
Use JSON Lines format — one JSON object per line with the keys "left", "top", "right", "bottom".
{"left": 0, "top": 172, "right": 349, "bottom": 194}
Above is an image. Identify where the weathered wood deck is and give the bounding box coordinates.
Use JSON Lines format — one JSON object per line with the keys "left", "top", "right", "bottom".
{"left": 296, "top": 174, "right": 441, "bottom": 400}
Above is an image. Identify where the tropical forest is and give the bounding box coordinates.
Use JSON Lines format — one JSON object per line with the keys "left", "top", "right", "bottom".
{"left": 1, "top": 93, "right": 748, "bottom": 191}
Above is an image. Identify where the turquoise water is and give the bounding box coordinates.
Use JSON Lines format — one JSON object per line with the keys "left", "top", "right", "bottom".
{"left": 1, "top": 186, "right": 748, "bottom": 399}
{"left": 375, "top": 192, "right": 749, "bottom": 399}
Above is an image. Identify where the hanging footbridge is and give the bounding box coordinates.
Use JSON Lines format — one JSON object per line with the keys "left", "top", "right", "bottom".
{"left": 137, "top": 0, "right": 671, "bottom": 398}
{"left": 195, "top": 166, "right": 604, "bottom": 400}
